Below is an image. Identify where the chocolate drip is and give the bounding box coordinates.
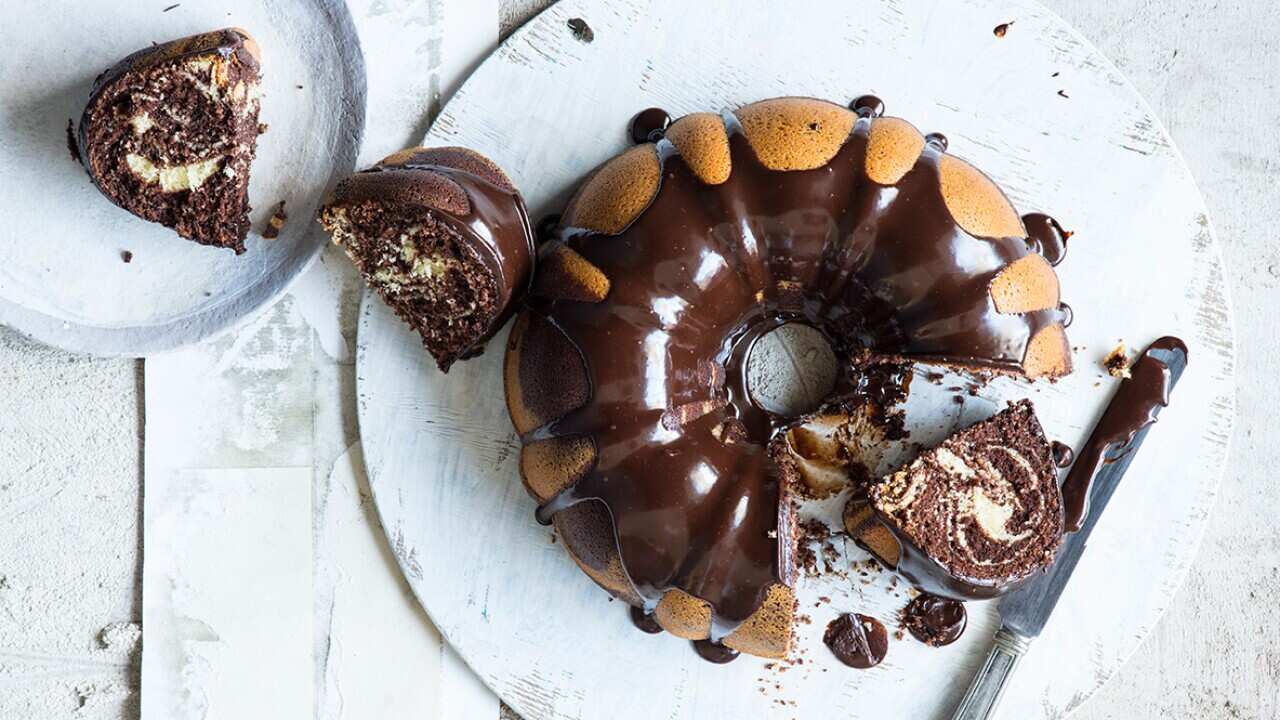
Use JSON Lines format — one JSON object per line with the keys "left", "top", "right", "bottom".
{"left": 849, "top": 95, "right": 885, "bottom": 118}
{"left": 1023, "top": 213, "right": 1069, "bottom": 266}
{"left": 1061, "top": 337, "right": 1187, "bottom": 531}
{"left": 902, "top": 593, "right": 966, "bottom": 646}
{"left": 629, "top": 107, "right": 671, "bottom": 145}
{"left": 1058, "top": 302, "right": 1074, "bottom": 328}
{"left": 629, "top": 605, "right": 663, "bottom": 634}
{"left": 536, "top": 214, "right": 562, "bottom": 244}
{"left": 528, "top": 109, "right": 1065, "bottom": 637}
{"left": 824, "top": 613, "right": 888, "bottom": 668}
{"left": 925, "top": 132, "right": 948, "bottom": 151}
{"left": 691, "top": 639, "right": 740, "bottom": 664}
{"left": 1051, "top": 441, "right": 1075, "bottom": 468}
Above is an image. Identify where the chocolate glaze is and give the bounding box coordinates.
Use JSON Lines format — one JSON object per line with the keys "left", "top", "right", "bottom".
{"left": 629, "top": 108, "right": 671, "bottom": 145}
{"left": 824, "top": 613, "right": 888, "bottom": 668}
{"left": 536, "top": 214, "right": 562, "bottom": 244}
{"left": 334, "top": 154, "right": 536, "bottom": 357}
{"left": 1058, "top": 302, "right": 1074, "bottom": 328}
{"left": 1061, "top": 337, "right": 1187, "bottom": 531}
{"left": 849, "top": 95, "right": 885, "bottom": 118}
{"left": 526, "top": 102, "right": 1066, "bottom": 637}
{"left": 691, "top": 639, "right": 740, "bottom": 664}
{"left": 629, "top": 605, "right": 663, "bottom": 634}
{"left": 1051, "top": 440, "right": 1075, "bottom": 468}
{"left": 1023, "top": 213, "right": 1070, "bottom": 266}
{"left": 902, "top": 593, "right": 966, "bottom": 646}
{"left": 925, "top": 132, "right": 949, "bottom": 151}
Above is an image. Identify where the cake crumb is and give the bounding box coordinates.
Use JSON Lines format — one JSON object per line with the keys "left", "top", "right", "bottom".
{"left": 66, "top": 119, "right": 81, "bottom": 163}
{"left": 1103, "top": 344, "right": 1131, "bottom": 379}
{"left": 120, "top": 251, "right": 133, "bottom": 263}
{"left": 163, "top": 3, "right": 180, "bottom": 11}
{"left": 993, "top": 21, "right": 1013, "bottom": 37}
{"left": 1057, "top": 89, "right": 1070, "bottom": 99}
{"left": 567, "top": 18, "right": 594, "bottom": 43}
{"left": 262, "top": 201, "right": 288, "bottom": 239}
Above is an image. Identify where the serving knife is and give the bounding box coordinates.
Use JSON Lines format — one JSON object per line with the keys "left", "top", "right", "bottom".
{"left": 950, "top": 341, "right": 1188, "bottom": 720}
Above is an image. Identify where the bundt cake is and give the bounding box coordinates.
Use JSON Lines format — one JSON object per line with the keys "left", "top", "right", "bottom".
{"left": 76, "top": 28, "right": 262, "bottom": 252}
{"left": 845, "top": 400, "right": 1063, "bottom": 600}
{"left": 321, "top": 148, "right": 535, "bottom": 372}
{"left": 504, "top": 96, "right": 1072, "bottom": 660}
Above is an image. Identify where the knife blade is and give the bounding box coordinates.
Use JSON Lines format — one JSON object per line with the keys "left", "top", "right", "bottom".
{"left": 950, "top": 339, "right": 1188, "bottom": 720}
{"left": 1000, "top": 340, "right": 1187, "bottom": 637}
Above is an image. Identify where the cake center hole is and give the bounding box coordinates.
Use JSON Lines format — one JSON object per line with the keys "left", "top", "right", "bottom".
{"left": 746, "top": 323, "right": 838, "bottom": 417}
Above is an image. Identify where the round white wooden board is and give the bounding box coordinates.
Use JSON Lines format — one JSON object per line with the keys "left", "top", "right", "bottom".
{"left": 357, "top": 0, "right": 1236, "bottom": 717}
{"left": 0, "top": 0, "right": 364, "bottom": 356}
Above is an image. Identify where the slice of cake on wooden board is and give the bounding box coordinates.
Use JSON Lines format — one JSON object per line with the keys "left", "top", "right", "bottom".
{"left": 75, "top": 28, "right": 263, "bottom": 253}
{"left": 845, "top": 399, "right": 1064, "bottom": 600}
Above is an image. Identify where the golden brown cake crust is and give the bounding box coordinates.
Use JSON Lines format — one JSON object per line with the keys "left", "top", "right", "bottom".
{"left": 507, "top": 95, "right": 1072, "bottom": 659}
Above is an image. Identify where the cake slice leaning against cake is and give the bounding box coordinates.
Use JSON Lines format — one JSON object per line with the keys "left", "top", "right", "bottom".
{"left": 320, "top": 148, "right": 535, "bottom": 372}
{"left": 76, "top": 28, "right": 263, "bottom": 252}
{"left": 844, "top": 399, "right": 1064, "bottom": 600}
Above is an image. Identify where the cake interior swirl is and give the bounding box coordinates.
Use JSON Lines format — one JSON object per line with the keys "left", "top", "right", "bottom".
{"left": 76, "top": 28, "right": 262, "bottom": 252}
{"left": 848, "top": 400, "right": 1064, "bottom": 599}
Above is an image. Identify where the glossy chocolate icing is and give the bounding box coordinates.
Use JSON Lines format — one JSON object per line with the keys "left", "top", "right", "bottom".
{"left": 902, "top": 592, "right": 966, "bottom": 646}
{"left": 824, "top": 613, "right": 888, "bottom": 668}
{"left": 1051, "top": 440, "right": 1075, "bottom": 468}
{"left": 1061, "top": 336, "right": 1187, "bottom": 531}
{"left": 629, "top": 605, "right": 663, "bottom": 634}
{"left": 628, "top": 107, "right": 671, "bottom": 145}
{"left": 692, "top": 639, "right": 740, "bottom": 664}
{"left": 526, "top": 101, "right": 1066, "bottom": 637}
{"left": 1023, "top": 212, "right": 1070, "bottom": 266}
{"left": 334, "top": 154, "right": 536, "bottom": 356}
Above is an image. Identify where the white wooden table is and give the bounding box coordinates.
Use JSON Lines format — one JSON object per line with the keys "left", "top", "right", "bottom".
{"left": 0, "top": 1, "right": 1274, "bottom": 718}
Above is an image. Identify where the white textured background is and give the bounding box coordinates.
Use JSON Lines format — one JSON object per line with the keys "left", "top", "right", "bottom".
{"left": 0, "top": 1, "right": 1273, "bottom": 718}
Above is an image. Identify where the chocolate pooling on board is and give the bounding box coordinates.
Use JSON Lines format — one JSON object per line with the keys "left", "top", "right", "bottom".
{"left": 902, "top": 592, "right": 967, "bottom": 646}
{"left": 824, "top": 613, "right": 888, "bottom": 668}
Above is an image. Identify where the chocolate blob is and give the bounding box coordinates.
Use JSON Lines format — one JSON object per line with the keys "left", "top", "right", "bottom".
{"left": 1051, "top": 441, "right": 1075, "bottom": 468}
{"left": 691, "top": 639, "right": 740, "bottom": 664}
{"left": 849, "top": 94, "right": 885, "bottom": 118}
{"left": 629, "top": 107, "right": 671, "bottom": 145}
{"left": 1023, "top": 212, "right": 1070, "bottom": 266}
{"left": 629, "top": 606, "right": 663, "bottom": 635}
{"left": 902, "top": 593, "right": 967, "bottom": 646}
{"left": 824, "top": 613, "right": 888, "bottom": 668}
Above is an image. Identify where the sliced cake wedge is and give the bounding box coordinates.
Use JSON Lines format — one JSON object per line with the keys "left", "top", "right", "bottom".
{"left": 845, "top": 399, "right": 1063, "bottom": 599}
{"left": 77, "top": 28, "right": 263, "bottom": 252}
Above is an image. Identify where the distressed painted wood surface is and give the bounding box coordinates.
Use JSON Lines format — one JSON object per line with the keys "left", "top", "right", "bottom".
{"left": 357, "top": 0, "right": 1235, "bottom": 718}
{"left": 3, "top": 0, "right": 1278, "bottom": 719}
{"left": 0, "top": 0, "right": 366, "bottom": 356}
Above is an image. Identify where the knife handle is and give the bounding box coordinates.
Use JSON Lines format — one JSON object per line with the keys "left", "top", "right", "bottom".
{"left": 950, "top": 626, "right": 1031, "bottom": 720}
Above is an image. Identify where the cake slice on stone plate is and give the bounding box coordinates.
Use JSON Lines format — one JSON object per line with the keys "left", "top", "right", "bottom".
{"left": 76, "top": 28, "right": 263, "bottom": 253}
